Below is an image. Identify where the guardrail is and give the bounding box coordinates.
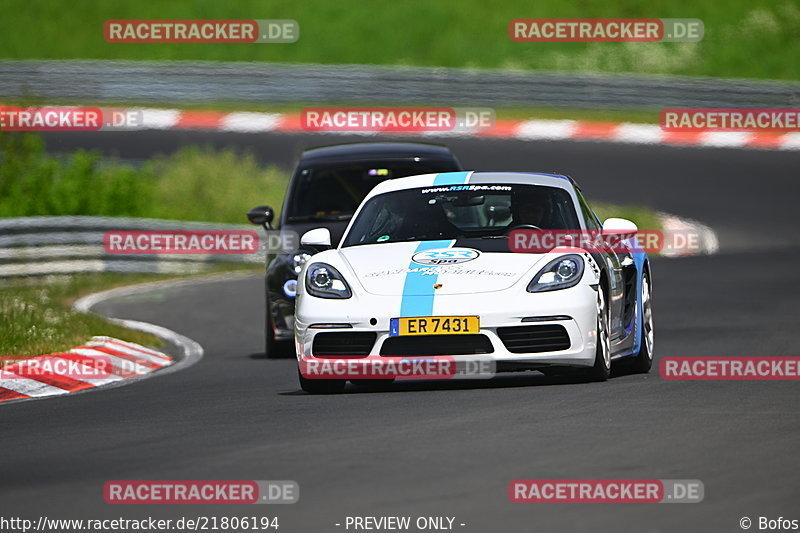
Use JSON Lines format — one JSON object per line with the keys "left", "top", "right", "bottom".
{"left": 1, "top": 60, "right": 799, "bottom": 110}
{"left": 0, "top": 216, "right": 264, "bottom": 277}
{"left": 0, "top": 213, "right": 718, "bottom": 277}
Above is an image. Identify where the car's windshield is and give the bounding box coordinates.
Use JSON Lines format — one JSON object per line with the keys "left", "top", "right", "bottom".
{"left": 286, "top": 161, "right": 456, "bottom": 221}
{"left": 342, "top": 184, "right": 580, "bottom": 247}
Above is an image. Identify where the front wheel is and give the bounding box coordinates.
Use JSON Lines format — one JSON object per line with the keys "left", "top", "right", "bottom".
{"left": 351, "top": 379, "right": 395, "bottom": 389}
{"left": 583, "top": 285, "right": 611, "bottom": 382}
{"left": 265, "top": 296, "right": 291, "bottom": 358}
{"left": 265, "top": 308, "right": 277, "bottom": 356}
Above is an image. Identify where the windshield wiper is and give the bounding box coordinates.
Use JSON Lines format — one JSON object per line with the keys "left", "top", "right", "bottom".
{"left": 453, "top": 234, "right": 507, "bottom": 240}
{"left": 287, "top": 214, "right": 353, "bottom": 222}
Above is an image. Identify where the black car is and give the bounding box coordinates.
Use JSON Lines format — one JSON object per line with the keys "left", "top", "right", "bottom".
{"left": 247, "top": 142, "right": 462, "bottom": 356}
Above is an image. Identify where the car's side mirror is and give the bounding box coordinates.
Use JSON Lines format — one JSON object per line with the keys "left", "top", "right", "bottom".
{"left": 247, "top": 205, "right": 274, "bottom": 228}
{"left": 602, "top": 217, "right": 638, "bottom": 236}
{"left": 300, "top": 228, "right": 332, "bottom": 251}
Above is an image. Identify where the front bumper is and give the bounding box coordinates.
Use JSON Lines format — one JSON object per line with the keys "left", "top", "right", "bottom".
{"left": 295, "top": 283, "right": 599, "bottom": 369}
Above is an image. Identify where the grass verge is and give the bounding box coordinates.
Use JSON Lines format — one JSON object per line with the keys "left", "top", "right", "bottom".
{"left": 0, "top": 273, "right": 167, "bottom": 359}
{"left": 0, "top": 132, "right": 288, "bottom": 223}
{"left": 0, "top": 0, "right": 798, "bottom": 80}
{"left": 0, "top": 267, "right": 260, "bottom": 362}
{"left": 0, "top": 131, "right": 665, "bottom": 228}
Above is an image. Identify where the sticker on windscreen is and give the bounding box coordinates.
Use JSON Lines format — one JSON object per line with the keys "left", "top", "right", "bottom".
{"left": 412, "top": 248, "right": 480, "bottom": 266}
{"left": 420, "top": 184, "right": 513, "bottom": 194}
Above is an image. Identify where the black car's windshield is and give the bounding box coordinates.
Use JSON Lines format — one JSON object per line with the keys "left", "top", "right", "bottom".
{"left": 286, "top": 161, "right": 455, "bottom": 221}
{"left": 342, "top": 184, "right": 580, "bottom": 247}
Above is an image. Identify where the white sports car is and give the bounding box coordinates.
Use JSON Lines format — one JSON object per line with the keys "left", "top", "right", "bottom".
{"left": 294, "top": 171, "right": 654, "bottom": 393}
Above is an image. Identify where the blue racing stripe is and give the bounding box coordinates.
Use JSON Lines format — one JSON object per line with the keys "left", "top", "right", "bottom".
{"left": 398, "top": 171, "right": 471, "bottom": 317}
{"left": 432, "top": 171, "right": 472, "bottom": 186}
{"left": 399, "top": 240, "right": 454, "bottom": 317}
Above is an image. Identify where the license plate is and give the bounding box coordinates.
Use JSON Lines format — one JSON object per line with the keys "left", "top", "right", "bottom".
{"left": 390, "top": 316, "right": 480, "bottom": 336}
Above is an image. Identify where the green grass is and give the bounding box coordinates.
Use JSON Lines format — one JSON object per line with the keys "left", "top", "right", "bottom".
{"left": 0, "top": 132, "right": 288, "bottom": 223}
{"left": 0, "top": 0, "right": 798, "bottom": 80}
{"left": 0, "top": 131, "right": 662, "bottom": 229}
{"left": 593, "top": 202, "right": 662, "bottom": 232}
{"left": 0, "top": 273, "right": 165, "bottom": 358}
{"left": 140, "top": 146, "right": 287, "bottom": 222}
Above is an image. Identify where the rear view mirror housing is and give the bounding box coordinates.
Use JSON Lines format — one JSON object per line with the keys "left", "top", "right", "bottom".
{"left": 601, "top": 217, "right": 638, "bottom": 236}
{"left": 300, "top": 228, "right": 332, "bottom": 252}
{"left": 247, "top": 205, "right": 275, "bottom": 228}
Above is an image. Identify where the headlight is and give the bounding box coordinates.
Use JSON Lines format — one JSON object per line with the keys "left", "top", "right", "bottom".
{"left": 292, "top": 252, "right": 312, "bottom": 275}
{"left": 305, "top": 262, "right": 352, "bottom": 299}
{"left": 527, "top": 254, "right": 585, "bottom": 292}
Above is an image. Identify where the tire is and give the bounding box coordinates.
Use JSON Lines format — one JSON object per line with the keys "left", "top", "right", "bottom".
{"left": 265, "top": 296, "right": 291, "bottom": 358}
{"left": 584, "top": 284, "right": 611, "bottom": 382}
{"left": 629, "top": 272, "right": 654, "bottom": 373}
{"left": 265, "top": 303, "right": 277, "bottom": 356}
{"left": 298, "top": 365, "right": 346, "bottom": 394}
{"left": 351, "top": 379, "right": 395, "bottom": 388}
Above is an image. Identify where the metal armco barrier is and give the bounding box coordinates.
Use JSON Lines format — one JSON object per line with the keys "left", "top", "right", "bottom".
{"left": 0, "top": 216, "right": 263, "bottom": 277}
{"left": 1, "top": 60, "right": 799, "bottom": 110}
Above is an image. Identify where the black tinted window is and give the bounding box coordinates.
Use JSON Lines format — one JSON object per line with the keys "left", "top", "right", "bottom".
{"left": 287, "top": 161, "right": 455, "bottom": 221}
{"left": 576, "top": 190, "right": 602, "bottom": 231}
{"left": 342, "top": 184, "right": 579, "bottom": 247}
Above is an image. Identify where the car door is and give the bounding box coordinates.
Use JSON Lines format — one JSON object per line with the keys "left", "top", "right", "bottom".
{"left": 576, "top": 191, "right": 627, "bottom": 343}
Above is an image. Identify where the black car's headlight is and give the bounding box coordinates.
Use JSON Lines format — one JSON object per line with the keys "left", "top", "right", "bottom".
{"left": 305, "top": 262, "right": 352, "bottom": 299}
{"left": 527, "top": 254, "right": 585, "bottom": 293}
{"left": 291, "top": 252, "right": 312, "bottom": 275}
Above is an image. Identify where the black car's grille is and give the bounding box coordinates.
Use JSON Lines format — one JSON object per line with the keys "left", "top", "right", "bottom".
{"left": 496, "top": 325, "right": 571, "bottom": 353}
{"left": 380, "top": 334, "right": 494, "bottom": 356}
{"left": 312, "top": 332, "right": 377, "bottom": 356}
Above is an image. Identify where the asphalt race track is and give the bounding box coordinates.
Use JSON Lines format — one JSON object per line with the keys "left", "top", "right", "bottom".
{"left": 2, "top": 132, "right": 799, "bottom": 532}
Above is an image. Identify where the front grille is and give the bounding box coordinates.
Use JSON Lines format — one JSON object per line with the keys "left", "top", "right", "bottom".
{"left": 312, "top": 332, "right": 377, "bottom": 356}
{"left": 380, "top": 334, "right": 494, "bottom": 356}
{"left": 496, "top": 324, "right": 571, "bottom": 353}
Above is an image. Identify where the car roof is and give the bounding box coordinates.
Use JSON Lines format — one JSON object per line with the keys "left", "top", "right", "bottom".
{"left": 365, "top": 171, "right": 578, "bottom": 199}
{"left": 300, "top": 142, "right": 456, "bottom": 163}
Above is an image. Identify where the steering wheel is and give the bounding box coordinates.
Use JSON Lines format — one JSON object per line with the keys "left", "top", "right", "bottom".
{"left": 506, "top": 224, "right": 542, "bottom": 233}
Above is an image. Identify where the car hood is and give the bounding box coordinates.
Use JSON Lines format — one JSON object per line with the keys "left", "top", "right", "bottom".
{"left": 337, "top": 242, "right": 548, "bottom": 296}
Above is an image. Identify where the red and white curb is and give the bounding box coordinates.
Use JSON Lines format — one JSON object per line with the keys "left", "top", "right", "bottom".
{"left": 113, "top": 108, "right": 800, "bottom": 151}
{"left": 0, "top": 274, "right": 217, "bottom": 405}
{"left": 658, "top": 213, "right": 719, "bottom": 258}
{"left": 0, "top": 337, "right": 172, "bottom": 403}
